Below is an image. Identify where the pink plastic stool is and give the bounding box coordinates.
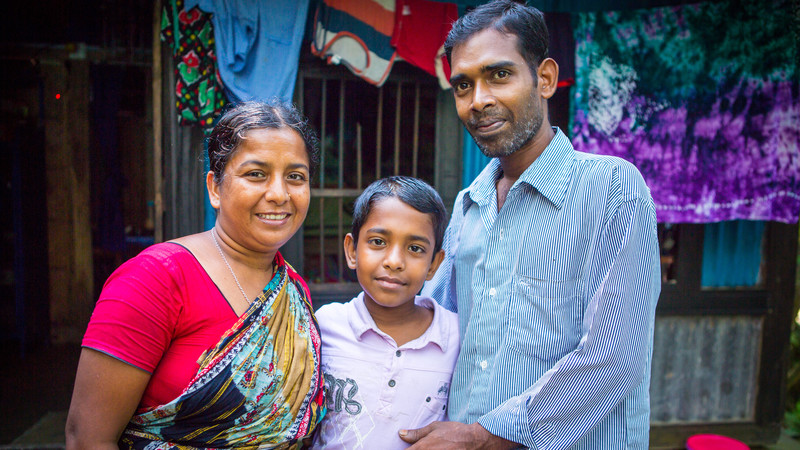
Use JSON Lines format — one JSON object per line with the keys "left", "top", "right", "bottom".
{"left": 686, "top": 434, "right": 749, "bottom": 450}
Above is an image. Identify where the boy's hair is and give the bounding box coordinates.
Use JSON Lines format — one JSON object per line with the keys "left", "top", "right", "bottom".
{"left": 351, "top": 176, "right": 447, "bottom": 256}
{"left": 444, "top": 0, "right": 549, "bottom": 80}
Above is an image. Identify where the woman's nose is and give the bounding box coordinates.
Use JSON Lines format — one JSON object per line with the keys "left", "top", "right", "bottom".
{"left": 264, "top": 178, "right": 290, "bottom": 204}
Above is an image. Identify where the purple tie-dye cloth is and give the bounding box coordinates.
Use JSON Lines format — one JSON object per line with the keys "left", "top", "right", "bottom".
{"left": 571, "top": 0, "right": 799, "bottom": 223}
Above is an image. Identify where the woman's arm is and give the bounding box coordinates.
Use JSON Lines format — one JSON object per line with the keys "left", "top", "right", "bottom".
{"left": 65, "top": 348, "right": 152, "bottom": 449}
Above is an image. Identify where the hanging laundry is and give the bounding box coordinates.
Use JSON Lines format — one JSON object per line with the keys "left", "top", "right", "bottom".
{"left": 161, "top": 0, "right": 226, "bottom": 133}
{"left": 571, "top": 0, "right": 800, "bottom": 223}
{"left": 311, "top": 0, "right": 397, "bottom": 86}
{"left": 186, "top": 0, "right": 311, "bottom": 103}
{"left": 390, "top": 0, "right": 458, "bottom": 89}
{"left": 701, "top": 220, "right": 765, "bottom": 287}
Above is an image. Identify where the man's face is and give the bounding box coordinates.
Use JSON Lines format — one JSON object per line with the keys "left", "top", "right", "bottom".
{"left": 449, "top": 28, "right": 544, "bottom": 158}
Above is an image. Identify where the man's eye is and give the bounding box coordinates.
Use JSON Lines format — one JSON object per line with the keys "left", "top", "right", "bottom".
{"left": 495, "top": 70, "right": 510, "bottom": 79}
{"left": 455, "top": 81, "right": 470, "bottom": 92}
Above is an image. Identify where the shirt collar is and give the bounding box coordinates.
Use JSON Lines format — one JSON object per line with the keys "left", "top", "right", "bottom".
{"left": 464, "top": 127, "right": 574, "bottom": 213}
{"left": 349, "top": 292, "right": 452, "bottom": 351}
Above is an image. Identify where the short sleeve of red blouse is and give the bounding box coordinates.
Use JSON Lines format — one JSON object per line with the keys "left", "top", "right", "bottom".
{"left": 82, "top": 242, "right": 238, "bottom": 408}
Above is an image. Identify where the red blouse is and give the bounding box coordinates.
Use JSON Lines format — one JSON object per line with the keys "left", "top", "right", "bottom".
{"left": 82, "top": 243, "right": 238, "bottom": 409}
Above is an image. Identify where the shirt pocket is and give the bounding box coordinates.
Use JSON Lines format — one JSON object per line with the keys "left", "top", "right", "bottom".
{"left": 408, "top": 395, "right": 448, "bottom": 429}
{"left": 507, "top": 275, "right": 582, "bottom": 362}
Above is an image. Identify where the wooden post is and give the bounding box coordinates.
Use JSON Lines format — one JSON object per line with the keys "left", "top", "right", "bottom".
{"left": 42, "top": 55, "right": 94, "bottom": 343}
{"left": 153, "top": 0, "right": 164, "bottom": 244}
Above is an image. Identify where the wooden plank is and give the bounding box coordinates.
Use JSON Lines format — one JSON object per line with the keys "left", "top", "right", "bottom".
{"left": 152, "top": 0, "right": 164, "bottom": 243}
{"left": 65, "top": 58, "right": 93, "bottom": 343}
{"left": 42, "top": 58, "right": 94, "bottom": 343}
{"left": 434, "top": 88, "right": 463, "bottom": 213}
{"left": 650, "top": 422, "right": 781, "bottom": 448}
{"left": 755, "top": 222, "right": 799, "bottom": 433}
{"left": 311, "top": 188, "right": 364, "bottom": 198}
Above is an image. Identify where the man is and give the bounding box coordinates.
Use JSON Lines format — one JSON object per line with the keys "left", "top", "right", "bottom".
{"left": 399, "top": 1, "right": 661, "bottom": 448}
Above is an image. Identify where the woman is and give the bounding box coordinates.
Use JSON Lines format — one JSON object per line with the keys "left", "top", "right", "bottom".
{"left": 65, "top": 100, "right": 325, "bottom": 449}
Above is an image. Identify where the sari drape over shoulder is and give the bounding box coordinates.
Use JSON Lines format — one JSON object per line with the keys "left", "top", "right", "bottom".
{"left": 120, "top": 253, "right": 326, "bottom": 449}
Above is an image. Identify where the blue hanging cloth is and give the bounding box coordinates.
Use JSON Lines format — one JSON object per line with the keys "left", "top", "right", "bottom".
{"left": 186, "top": 0, "right": 312, "bottom": 103}
{"left": 701, "top": 220, "right": 765, "bottom": 287}
{"left": 461, "top": 131, "right": 490, "bottom": 188}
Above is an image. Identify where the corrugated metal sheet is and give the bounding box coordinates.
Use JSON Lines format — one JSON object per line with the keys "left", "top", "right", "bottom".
{"left": 650, "top": 316, "right": 762, "bottom": 424}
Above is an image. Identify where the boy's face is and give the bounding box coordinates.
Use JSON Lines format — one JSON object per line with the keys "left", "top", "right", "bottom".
{"left": 344, "top": 196, "right": 444, "bottom": 310}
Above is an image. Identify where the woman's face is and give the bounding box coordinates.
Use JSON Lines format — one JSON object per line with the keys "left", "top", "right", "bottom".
{"left": 208, "top": 127, "right": 311, "bottom": 256}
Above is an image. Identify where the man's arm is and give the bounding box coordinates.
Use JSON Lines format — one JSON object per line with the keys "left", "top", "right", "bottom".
{"left": 406, "top": 183, "right": 660, "bottom": 448}
{"left": 400, "top": 422, "right": 518, "bottom": 449}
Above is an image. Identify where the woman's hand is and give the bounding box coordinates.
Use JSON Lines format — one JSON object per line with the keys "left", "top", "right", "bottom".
{"left": 65, "top": 348, "right": 151, "bottom": 449}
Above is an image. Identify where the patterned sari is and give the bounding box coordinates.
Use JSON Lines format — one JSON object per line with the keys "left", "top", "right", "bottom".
{"left": 119, "top": 253, "right": 325, "bottom": 449}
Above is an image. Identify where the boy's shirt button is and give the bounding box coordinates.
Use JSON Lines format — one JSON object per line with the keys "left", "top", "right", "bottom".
{"left": 396, "top": 350, "right": 402, "bottom": 357}
{"left": 388, "top": 379, "right": 396, "bottom": 387}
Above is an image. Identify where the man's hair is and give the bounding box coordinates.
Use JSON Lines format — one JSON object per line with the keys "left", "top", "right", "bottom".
{"left": 206, "top": 99, "right": 320, "bottom": 184}
{"left": 350, "top": 176, "right": 448, "bottom": 257}
{"left": 444, "top": 0, "right": 549, "bottom": 76}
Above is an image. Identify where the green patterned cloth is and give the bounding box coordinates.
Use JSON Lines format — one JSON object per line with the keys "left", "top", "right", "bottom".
{"left": 161, "top": 0, "right": 227, "bottom": 133}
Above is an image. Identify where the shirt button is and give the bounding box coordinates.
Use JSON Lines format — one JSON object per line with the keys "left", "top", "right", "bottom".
{"left": 480, "top": 360, "right": 488, "bottom": 370}
{"left": 426, "top": 396, "right": 431, "bottom": 402}
{"left": 488, "top": 288, "right": 496, "bottom": 297}
{"left": 388, "top": 379, "right": 396, "bottom": 387}
{"left": 396, "top": 350, "right": 402, "bottom": 357}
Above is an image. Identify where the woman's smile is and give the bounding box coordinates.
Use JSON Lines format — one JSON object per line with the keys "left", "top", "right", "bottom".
{"left": 256, "top": 212, "right": 290, "bottom": 222}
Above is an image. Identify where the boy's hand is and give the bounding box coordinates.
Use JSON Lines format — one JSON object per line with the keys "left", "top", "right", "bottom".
{"left": 399, "top": 421, "right": 519, "bottom": 449}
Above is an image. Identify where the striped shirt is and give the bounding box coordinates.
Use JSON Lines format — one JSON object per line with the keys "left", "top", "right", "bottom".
{"left": 422, "top": 128, "right": 661, "bottom": 449}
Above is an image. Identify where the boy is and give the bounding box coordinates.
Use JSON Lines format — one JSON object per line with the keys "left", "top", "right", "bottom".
{"left": 311, "top": 176, "right": 459, "bottom": 449}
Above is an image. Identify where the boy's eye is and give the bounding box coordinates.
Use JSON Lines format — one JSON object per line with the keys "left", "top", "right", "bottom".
{"left": 367, "top": 237, "right": 385, "bottom": 246}
{"left": 409, "top": 244, "right": 426, "bottom": 254}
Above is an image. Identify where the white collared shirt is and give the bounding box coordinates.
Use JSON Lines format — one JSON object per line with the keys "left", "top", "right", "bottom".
{"left": 311, "top": 293, "right": 460, "bottom": 449}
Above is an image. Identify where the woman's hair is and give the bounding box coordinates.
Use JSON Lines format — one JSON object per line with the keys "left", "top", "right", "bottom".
{"left": 206, "top": 99, "right": 320, "bottom": 184}
{"left": 444, "top": 0, "right": 549, "bottom": 79}
{"left": 350, "top": 176, "right": 448, "bottom": 257}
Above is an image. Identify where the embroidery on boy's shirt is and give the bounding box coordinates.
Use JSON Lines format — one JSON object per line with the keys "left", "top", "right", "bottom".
{"left": 436, "top": 381, "right": 450, "bottom": 399}
{"left": 324, "top": 373, "right": 363, "bottom": 415}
